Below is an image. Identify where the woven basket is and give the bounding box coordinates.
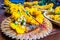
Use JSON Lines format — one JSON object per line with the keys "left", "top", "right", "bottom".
{"left": 44, "top": 11, "right": 60, "bottom": 27}
{"left": 1, "top": 17, "right": 52, "bottom": 40}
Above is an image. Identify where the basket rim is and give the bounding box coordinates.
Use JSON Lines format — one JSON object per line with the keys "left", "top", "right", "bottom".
{"left": 43, "top": 11, "right": 60, "bottom": 24}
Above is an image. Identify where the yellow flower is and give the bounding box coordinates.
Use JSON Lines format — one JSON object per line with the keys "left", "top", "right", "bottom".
{"left": 35, "top": 11, "right": 42, "bottom": 15}
{"left": 53, "top": 15, "right": 60, "bottom": 21}
{"left": 36, "top": 16, "right": 44, "bottom": 24}
{"left": 29, "top": 7, "right": 36, "bottom": 14}
{"left": 37, "top": 15, "right": 44, "bottom": 19}
{"left": 16, "top": 26, "right": 26, "bottom": 34}
{"left": 43, "top": 3, "right": 54, "bottom": 10}
{"left": 10, "top": 22, "right": 17, "bottom": 29}
{"left": 37, "top": 6, "right": 44, "bottom": 9}
{"left": 54, "top": 6, "right": 60, "bottom": 14}
{"left": 50, "top": 15, "right": 54, "bottom": 19}
{"left": 25, "top": 7, "right": 30, "bottom": 11}
{"left": 49, "top": 3, "right": 54, "bottom": 7}
{"left": 33, "top": 1, "right": 38, "bottom": 5}
{"left": 11, "top": 12, "right": 20, "bottom": 20}
{"left": 31, "top": 19, "right": 39, "bottom": 25}
{"left": 10, "top": 22, "right": 26, "bottom": 34}
{"left": 26, "top": 15, "right": 33, "bottom": 23}
{"left": 4, "top": 0, "right": 11, "bottom": 6}
{"left": 24, "top": 2, "right": 33, "bottom": 6}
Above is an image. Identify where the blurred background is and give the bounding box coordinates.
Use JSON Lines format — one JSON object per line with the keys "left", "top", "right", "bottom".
{"left": 0, "top": 0, "right": 60, "bottom": 11}
{"left": 0, "top": 0, "right": 4, "bottom": 4}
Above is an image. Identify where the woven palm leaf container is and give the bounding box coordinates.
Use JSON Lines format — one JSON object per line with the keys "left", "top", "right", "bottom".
{"left": 1, "top": 17, "right": 52, "bottom": 40}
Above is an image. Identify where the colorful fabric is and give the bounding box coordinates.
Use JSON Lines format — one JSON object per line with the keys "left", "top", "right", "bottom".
{"left": 10, "top": 0, "right": 25, "bottom": 4}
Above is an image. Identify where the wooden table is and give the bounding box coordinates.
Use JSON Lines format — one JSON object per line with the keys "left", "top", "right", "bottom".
{"left": 0, "top": 8, "right": 60, "bottom": 40}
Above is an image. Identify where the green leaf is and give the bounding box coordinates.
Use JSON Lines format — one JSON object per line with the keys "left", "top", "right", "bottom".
{"left": 21, "top": 20, "right": 25, "bottom": 25}
{"left": 26, "top": 10, "right": 29, "bottom": 14}
{"left": 57, "top": 12, "right": 60, "bottom": 15}
{"left": 18, "top": 10, "right": 20, "bottom": 14}
{"left": 34, "top": 4, "right": 38, "bottom": 6}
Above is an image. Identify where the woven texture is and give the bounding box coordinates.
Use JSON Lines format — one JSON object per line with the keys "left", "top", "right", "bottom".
{"left": 0, "top": 7, "right": 60, "bottom": 40}
{"left": 0, "top": 17, "right": 52, "bottom": 40}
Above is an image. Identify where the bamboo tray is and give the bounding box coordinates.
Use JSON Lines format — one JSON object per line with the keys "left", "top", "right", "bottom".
{"left": 1, "top": 17, "right": 52, "bottom": 40}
